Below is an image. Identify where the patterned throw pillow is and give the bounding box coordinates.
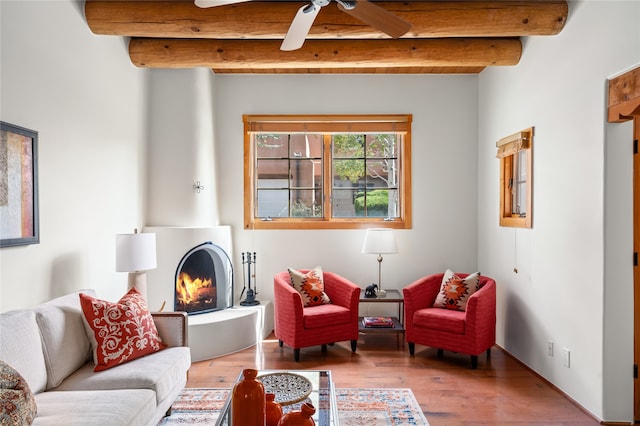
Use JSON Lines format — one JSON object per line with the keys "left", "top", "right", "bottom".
{"left": 0, "top": 360, "right": 37, "bottom": 425}
{"left": 288, "top": 266, "right": 332, "bottom": 307}
{"left": 433, "top": 269, "right": 480, "bottom": 311}
{"left": 80, "top": 288, "right": 166, "bottom": 372}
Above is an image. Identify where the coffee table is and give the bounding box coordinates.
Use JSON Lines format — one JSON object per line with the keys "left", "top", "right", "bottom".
{"left": 215, "top": 370, "right": 339, "bottom": 425}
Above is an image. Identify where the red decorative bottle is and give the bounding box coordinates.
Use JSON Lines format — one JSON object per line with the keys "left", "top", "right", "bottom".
{"left": 265, "top": 393, "right": 283, "bottom": 426}
{"left": 232, "top": 368, "right": 266, "bottom": 426}
{"left": 277, "top": 402, "right": 316, "bottom": 426}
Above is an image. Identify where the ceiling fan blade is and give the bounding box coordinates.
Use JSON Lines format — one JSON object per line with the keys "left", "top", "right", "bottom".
{"left": 337, "top": 0, "right": 411, "bottom": 39}
{"left": 280, "top": 4, "right": 321, "bottom": 51}
{"left": 194, "top": 0, "right": 250, "bottom": 8}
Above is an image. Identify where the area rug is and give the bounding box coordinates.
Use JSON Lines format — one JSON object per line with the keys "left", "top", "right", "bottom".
{"left": 159, "top": 387, "right": 429, "bottom": 425}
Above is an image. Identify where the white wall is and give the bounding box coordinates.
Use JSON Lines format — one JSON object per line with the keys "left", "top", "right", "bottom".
{"left": 0, "top": 0, "right": 146, "bottom": 310}
{"left": 146, "top": 68, "right": 219, "bottom": 227}
{"left": 477, "top": 0, "right": 639, "bottom": 421}
{"left": 211, "top": 75, "right": 480, "bottom": 306}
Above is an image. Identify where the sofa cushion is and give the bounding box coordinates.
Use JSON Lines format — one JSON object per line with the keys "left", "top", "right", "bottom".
{"left": 433, "top": 270, "right": 480, "bottom": 311}
{"left": 288, "top": 266, "right": 331, "bottom": 307}
{"left": 54, "top": 347, "right": 191, "bottom": 405}
{"left": 0, "top": 360, "right": 37, "bottom": 425}
{"left": 80, "top": 288, "right": 166, "bottom": 372}
{"left": 33, "top": 389, "right": 156, "bottom": 426}
{"left": 0, "top": 309, "right": 47, "bottom": 394}
{"left": 33, "top": 290, "right": 94, "bottom": 390}
{"left": 414, "top": 308, "right": 466, "bottom": 334}
{"left": 302, "top": 304, "right": 351, "bottom": 329}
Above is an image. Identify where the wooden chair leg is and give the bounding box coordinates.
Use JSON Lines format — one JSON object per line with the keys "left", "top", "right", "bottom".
{"left": 408, "top": 342, "right": 415, "bottom": 355}
{"left": 350, "top": 340, "right": 357, "bottom": 352}
{"left": 487, "top": 348, "right": 491, "bottom": 359}
{"left": 321, "top": 344, "right": 327, "bottom": 353}
{"left": 294, "top": 348, "right": 300, "bottom": 362}
{"left": 279, "top": 340, "right": 283, "bottom": 347}
{"left": 437, "top": 348, "right": 444, "bottom": 358}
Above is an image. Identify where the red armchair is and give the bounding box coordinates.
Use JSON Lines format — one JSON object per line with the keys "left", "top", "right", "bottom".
{"left": 273, "top": 270, "right": 360, "bottom": 361}
{"left": 403, "top": 272, "right": 496, "bottom": 369}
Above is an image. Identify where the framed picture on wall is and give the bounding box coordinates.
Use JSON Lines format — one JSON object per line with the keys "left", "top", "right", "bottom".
{"left": 0, "top": 121, "right": 39, "bottom": 247}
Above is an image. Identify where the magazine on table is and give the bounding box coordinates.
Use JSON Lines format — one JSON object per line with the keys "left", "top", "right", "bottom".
{"left": 362, "top": 316, "right": 395, "bottom": 328}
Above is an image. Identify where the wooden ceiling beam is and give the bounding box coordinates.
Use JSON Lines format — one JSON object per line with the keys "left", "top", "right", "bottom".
{"left": 128, "top": 37, "right": 522, "bottom": 69}
{"left": 85, "top": 1, "right": 568, "bottom": 39}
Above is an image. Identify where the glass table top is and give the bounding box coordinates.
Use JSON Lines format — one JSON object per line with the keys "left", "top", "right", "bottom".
{"left": 215, "top": 370, "right": 338, "bottom": 426}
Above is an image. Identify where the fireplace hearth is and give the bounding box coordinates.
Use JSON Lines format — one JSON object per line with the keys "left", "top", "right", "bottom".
{"left": 174, "top": 241, "right": 233, "bottom": 315}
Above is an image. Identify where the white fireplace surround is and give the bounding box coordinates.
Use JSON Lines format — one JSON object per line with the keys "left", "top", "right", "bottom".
{"left": 143, "top": 226, "right": 273, "bottom": 361}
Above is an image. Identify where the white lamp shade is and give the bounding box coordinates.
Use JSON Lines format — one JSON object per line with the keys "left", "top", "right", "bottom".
{"left": 116, "top": 232, "right": 157, "bottom": 272}
{"left": 361, "top": 228, "right": 398, "bottom": 255}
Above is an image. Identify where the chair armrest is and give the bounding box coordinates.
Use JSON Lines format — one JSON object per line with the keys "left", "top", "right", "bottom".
{"left": 403, "top": 273, "right": 443, "bottom": 315}
{"left": 464, "top": 278, "right": 497, "bottom": 343}
{"left": 152, "top": 311, "right": 188, "bottom": 347}
{"left": 323, "top": 271, "right": 360, "bottom": 310}
{"left": 273, "top": 272, "right": 306, "bottom": 339}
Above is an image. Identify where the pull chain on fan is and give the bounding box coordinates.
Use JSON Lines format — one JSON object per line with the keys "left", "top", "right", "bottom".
{"left": 194, "top": 0, "right": 411, "bottom": 51}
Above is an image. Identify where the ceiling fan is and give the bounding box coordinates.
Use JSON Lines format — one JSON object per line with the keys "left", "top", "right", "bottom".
{"left": 194, "top": 0, "right": 412, "bottom": 51}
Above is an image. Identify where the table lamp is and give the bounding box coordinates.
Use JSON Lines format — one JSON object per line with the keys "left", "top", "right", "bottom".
{"left": 361, "top": 228, "right": 398, "bottom": 297}
{"left": 116, "top": 229, "right": 157, "bottom": 301}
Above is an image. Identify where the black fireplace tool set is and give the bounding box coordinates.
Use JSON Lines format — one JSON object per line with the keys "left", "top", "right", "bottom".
{"left": 240, "top": 251, "right": 260, "bottom": 306}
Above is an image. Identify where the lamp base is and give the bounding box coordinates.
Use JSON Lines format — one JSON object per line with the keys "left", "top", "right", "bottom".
{"left": 127, "top": 271, "right": 148, "bottom": 301}
{"left": 376, "top": 288, "right": 387, "bottom": 298}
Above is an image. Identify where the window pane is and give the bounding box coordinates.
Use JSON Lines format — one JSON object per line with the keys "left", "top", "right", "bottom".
{"left": 333, "top": 159, "right": 365, "bottom": 186}
{"left": 512, "top": 150, "right": 527, "bottom": 216}
{"left": 257, "top": 159, "right": 288, "bottom": 188}
{"left": 353, "top": 189, "right": 399, "bottom": 217}
{"left": 290, "top": 190, "right": 322, "bottom": 217}
{"left": 366, "top": 158, "right": 398, "bottom": 190}
{"left": 514, "top": 183, "right": 526, "bottom": 215}
{"left": 289, "top": 134, "right": 322, "bottom": 158}
{"left": 333, "top": 134, "right": 364, "bottom": 158}
{"left": 366, "top": 134, "right": 398, "bottom": 157}
{"left": 332, "top": 188, "right": 357, "bottom": 217}
{"left": 256, "top": 134, "right": 288, "bottom": 158}
{"left": 257, "top": 188, "right": 288, "bottom": 218}
{"left": 291, "top": 159, "right": 321, "bottom": 189}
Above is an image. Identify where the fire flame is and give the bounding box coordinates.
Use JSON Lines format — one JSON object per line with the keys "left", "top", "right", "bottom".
{"left": 176, "top": 272, "right": 213, "bottom": 304}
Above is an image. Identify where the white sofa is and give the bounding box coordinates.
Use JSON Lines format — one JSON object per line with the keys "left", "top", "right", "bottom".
{"left": 0, "top": 290, "right": 191, "bottom": 425}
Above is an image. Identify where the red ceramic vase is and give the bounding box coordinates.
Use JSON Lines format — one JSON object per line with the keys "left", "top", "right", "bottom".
{"left": 232, "top": 368, "right": 266, "bottom": 426}
{"left": 277, "top": 402, "right": 316, "bottom": 426}
{"left": 265, "top": 393, "right": 283, "bottom": 426}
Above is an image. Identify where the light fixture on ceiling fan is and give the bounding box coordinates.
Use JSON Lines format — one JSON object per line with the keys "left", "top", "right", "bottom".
{"left": 194, "top": 0, "right": 412, "bottom": 51}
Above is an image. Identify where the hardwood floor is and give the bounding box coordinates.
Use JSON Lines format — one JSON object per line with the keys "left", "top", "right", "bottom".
{"left": 187, "top": 333, "right": 599, "bottom": 425}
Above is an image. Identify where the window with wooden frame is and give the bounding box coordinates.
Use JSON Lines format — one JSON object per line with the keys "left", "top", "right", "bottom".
{"left": 243, "top": 114, "right": 412, "bottom": 230}
{"left": 496, "top": 127, "right": 533, "bottom": 228}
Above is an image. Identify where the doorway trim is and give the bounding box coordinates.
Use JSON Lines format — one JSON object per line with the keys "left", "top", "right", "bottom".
{"left": 607, "top": 65, "right": 640, "bottom": 421}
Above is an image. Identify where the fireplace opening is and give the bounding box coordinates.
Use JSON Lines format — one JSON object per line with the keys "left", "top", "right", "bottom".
{"left": 174, "top": 241, "right": 233, "bottom": 315}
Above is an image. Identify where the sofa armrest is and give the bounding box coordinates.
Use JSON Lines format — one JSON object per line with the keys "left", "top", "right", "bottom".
{"left": 152, "top": 311, "right": 188, "bottom": 347}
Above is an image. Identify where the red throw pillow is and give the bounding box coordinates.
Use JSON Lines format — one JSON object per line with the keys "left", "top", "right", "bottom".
{"left": 80, "top": 288, "right": 166, "bottom": 372}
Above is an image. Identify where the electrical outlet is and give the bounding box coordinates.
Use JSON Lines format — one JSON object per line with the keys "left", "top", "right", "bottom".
{"left": 562, "top": 348, "right": 570, "bottom": 368}
{"left": 547, "top": 340, "right": 554, "bottom": 357}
